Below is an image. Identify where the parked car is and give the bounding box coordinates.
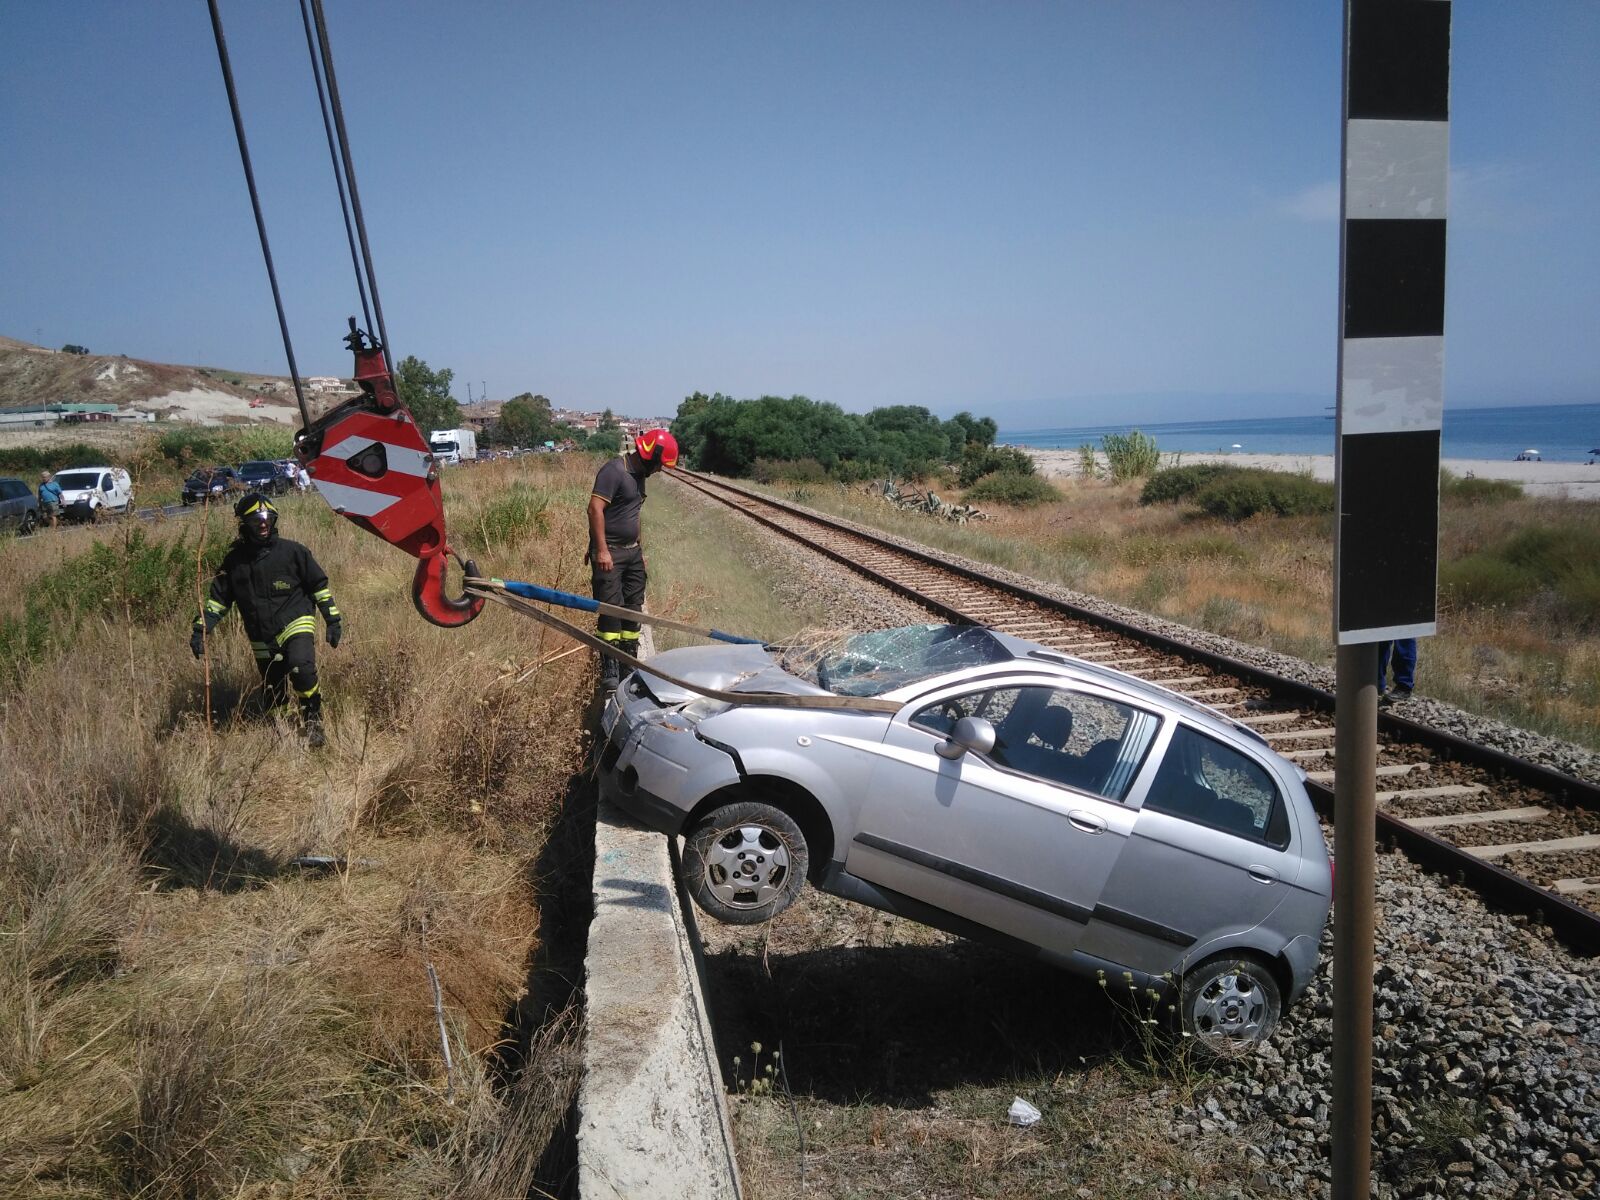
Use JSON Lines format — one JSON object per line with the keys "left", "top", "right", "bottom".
{"left": 52, "top": 466, "right": 134, "bottom": 521}
{"left": 181, "top": 466, "right": 242, "bottom": 506}
{"left": 237, "top": 459, "right": 290, "bottom": 496}
{"left": 599, "top": 623, "right": 1333, "bottom": 1052}
{"left": 0, "top": 477, "right": 40, "bottom": 534}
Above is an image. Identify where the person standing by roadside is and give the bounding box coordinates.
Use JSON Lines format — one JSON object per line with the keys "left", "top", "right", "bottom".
{"left": 1377, "top": 638, "right": 1418, "bottom": 705}
{"left": 585, "top": 429, "right": 678, "bottom": 692}
{"left": 37, "top": 470, "right": 62, "bottom": 528}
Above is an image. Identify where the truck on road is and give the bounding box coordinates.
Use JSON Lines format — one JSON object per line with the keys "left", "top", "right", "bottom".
{"left": 428, "top": 428, "right": 477, "bottom": 466}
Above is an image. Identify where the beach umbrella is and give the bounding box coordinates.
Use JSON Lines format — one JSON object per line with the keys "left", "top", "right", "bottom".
{"left": 1524, "top": 449, "right": 1540, "bottom": 455}
{"left": 1231, "top": 443, "right": 1243, "bottom": 449}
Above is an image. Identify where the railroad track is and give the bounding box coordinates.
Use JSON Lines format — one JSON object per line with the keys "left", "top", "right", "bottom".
{"left": 672, "top": 467, "right": 1600, "bottom": 955}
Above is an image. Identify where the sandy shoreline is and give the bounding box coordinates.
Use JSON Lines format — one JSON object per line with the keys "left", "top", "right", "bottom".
{"left": 1023, "top": 448, "right": 1600, "bottom": 501}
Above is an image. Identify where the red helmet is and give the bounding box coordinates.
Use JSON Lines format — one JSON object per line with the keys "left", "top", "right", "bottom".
{"left": 635, "top": 428, "right": 679, "bottom": 468}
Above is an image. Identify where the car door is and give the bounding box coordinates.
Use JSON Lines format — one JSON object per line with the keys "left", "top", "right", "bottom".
{"left": 1076, "top": 721, "right": 1301, "bottom": 976}
{"left": 844, "top": 680, "right": 1160, "bottom": 960}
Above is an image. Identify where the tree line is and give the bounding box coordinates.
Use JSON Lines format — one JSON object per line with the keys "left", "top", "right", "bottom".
{"left": 670, "top": 391, "right": 999, "bottom": 480}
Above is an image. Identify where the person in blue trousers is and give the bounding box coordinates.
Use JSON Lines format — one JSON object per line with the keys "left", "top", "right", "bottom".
{"left": 1377, "top": 638, "right": 1417, "bottom": 705}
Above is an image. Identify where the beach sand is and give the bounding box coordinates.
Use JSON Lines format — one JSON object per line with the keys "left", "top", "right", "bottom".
{"left": 1023, "top": 448, "right": 1600, "bottom": 502}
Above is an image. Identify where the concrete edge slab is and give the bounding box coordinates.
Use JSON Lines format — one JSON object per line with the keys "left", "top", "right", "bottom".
{"left": 577, "top": 629, "right": 743, "bottom": 1199}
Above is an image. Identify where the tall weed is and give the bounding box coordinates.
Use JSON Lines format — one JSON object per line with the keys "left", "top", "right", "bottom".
{"left": 1101, "top": 430, "right": 1161, "bottom": 481}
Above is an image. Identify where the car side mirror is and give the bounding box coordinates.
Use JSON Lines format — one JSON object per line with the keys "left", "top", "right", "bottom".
{"left": 936, "top": 715, "right": 996, "bottom": 761}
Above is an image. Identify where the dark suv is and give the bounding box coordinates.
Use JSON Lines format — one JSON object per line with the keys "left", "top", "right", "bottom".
{"left": 0, "top": 477, "right": 40, "bottom": 534}
{"left": 181, "top": 466, "right": 242, "bottom": 506}
{"left": 238, "top": 460, "right": 290, "bottom": 496}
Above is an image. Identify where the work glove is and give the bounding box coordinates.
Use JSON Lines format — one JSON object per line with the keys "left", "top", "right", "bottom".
{"left": 326, "top": 620, "right": 343, "bottom": 649}
{"left": 190, "top": 627, "right": 206, "bottom": 659}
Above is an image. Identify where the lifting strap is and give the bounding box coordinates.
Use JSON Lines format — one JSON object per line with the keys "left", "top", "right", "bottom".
{"left": 467, "top": 581, "right": 901, "bottom": 714}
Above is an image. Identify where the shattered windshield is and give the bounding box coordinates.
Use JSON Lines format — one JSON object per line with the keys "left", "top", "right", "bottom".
{"left": 782, "top": 624, "right": 1013, "bottom": 697}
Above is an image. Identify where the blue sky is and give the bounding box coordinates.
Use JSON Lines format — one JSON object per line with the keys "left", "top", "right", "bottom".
{"left": 2, "top": 2, "right": 1596, "bottom": 428}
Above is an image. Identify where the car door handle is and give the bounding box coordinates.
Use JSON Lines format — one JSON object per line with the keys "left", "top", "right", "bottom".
{"left": 1248, "top": 865, "right": 1279, "bottom": 884}
{"left": 1068, "top": 810, "right": 1106, "bottom": 834}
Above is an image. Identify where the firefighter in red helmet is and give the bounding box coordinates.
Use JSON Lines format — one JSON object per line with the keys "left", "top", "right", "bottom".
{"left": 585, "top": 428, "right": 678, "bottom": 692}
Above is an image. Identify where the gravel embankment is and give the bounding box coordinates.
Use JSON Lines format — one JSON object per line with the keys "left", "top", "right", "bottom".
{"left": 675, "top": 481, "right": 1600, "bottom": 1198}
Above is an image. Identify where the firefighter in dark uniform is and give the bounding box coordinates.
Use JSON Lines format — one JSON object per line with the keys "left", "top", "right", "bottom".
{"left": 191, "top": 492, "right": 342, "bottom": 746}
{"left": 586, "top": 429, "right": 678, "bottom": 691}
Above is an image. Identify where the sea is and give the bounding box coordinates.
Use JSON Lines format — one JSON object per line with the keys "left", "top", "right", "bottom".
{"left": 998, "top": 401, "right": 1600, "bottom": 464}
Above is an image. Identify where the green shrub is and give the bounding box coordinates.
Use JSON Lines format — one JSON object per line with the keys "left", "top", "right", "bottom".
{"left": 1191, "top": 470, "right": 1333, "bottom": 521}
{"left": 1442, "top": 522, "right": 1600, "bottom": 627}
{"left": 965, "top": 471, "right": 1059, "bottom": 507}
{"left": 1077, "top": 443, "right": 1100, "bottom": 479}
{"left": 1440, "top": 470, "right": 1523, "bottom": 505}
{"left": 1101, "top": 430, "right": 1161, "bottom": 481}
{"left": 957, "top": 443, "right": 1035, "bottom": 488}
{"left": 753, "top": 457, "right": 829, "bottom": 485}
{"left": 0, "top": 529, "right": 228, "bottom": 680}
{"left": 0, "top": 442, "right": 113, "bottom": 473}
{"left": 1440, "top": 555, "right": 1539, "bottom": 610}
{"left": 156, "top": 426, "right": 293, "bottom": 468}
{"left": 1140, "top": 464, "right": 1235, "bottom": 505}
{"left": 466, "top": 485, "right": 551, "bottom": 553}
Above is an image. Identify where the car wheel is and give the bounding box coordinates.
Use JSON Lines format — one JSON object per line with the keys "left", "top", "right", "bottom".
{"left": 1179, "top": 952, "right": 1283, "bottom": 1055}
{"left": 19, "top": 511, "right": 37, "bottom": 536}
{"left": 682, "top": 801, "right": 809, "bottom": 925}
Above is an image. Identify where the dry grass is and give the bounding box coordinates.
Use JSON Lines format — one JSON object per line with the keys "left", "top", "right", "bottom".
{"left": 0, "top": 455, "right": 600, "bottom": 1197}
{"left": 773, "top": 474, "right": 1600, "bottom": 749}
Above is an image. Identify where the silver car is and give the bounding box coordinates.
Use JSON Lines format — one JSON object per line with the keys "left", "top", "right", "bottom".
{"left": 599, "top": 624, "right": 1332, "bottom": 1051}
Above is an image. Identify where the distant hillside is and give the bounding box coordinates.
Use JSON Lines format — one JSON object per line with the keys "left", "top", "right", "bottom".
{"left": 0, "top": 335, "right": 338, "bottom": 426}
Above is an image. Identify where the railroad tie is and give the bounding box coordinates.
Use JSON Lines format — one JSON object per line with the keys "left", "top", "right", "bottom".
{"left": 1550, "top": 877, "right": 1600, "bottom": 897}
{"left": 1239, "top": 712, "right": 1307, "bottom": 726}
{"left": 1466, "top": 833, "right": 1600, "bottom": 861}
{"left": 1306, "top": 763, "right": 1432, "bottom": 784}
{"left": 1261, "top": 726, "right": 1335, "bottom": 742}
{"left": 1178, "top": 686, "right": 1241, "bottom": 699}
{"left": 1375, "top": 783, "right": 1487, "bottom": 804}
{"left": 1403, "top": 806, "right": 1548, "bottom": 830}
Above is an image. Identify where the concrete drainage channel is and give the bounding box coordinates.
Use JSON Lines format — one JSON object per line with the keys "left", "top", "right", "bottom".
{"left": 577, "top": 627, "right": 743, "bottom": 1199}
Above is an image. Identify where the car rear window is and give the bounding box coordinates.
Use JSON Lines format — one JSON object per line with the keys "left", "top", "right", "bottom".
{"left": 1143, "top": 725, "right": 1289, "bottom": 847}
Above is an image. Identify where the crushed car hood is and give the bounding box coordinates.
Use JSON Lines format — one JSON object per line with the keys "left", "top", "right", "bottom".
{"left": 633, "top": 643, "right": 832, "bottom": 705}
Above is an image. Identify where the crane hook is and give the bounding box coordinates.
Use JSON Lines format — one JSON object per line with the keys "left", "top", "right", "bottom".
{"left": 412, "top": 549, "right": 485, "bottom": 628}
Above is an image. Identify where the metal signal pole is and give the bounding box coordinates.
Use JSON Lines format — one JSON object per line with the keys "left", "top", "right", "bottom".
{"left": 1331, "top": 3, "right": 1451, "bottom": 1196}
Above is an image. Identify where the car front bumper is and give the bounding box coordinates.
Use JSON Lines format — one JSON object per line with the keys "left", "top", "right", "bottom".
{"left": 598, "top": 676, "right": 741, "bottom": 835}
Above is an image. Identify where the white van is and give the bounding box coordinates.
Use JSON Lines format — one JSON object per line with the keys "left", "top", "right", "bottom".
{"left": 51, "top": 466, "right": 134, "bottom": 521}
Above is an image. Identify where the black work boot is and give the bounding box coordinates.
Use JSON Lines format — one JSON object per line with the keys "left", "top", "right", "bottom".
{"left": 600, "top": 654, "right": 621, "bottom": 694}
{"left": 301, "top": 694, "right": 326, "bottom": 748}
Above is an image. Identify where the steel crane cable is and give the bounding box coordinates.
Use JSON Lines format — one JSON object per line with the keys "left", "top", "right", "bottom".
{"left": 307, "top": 0, "right": 394, "bottom": 376}
{"left": 297, "top": 0, "right": 373, "bottom": 341}
{"left": 204, "top": 0, "right": 311, "bottom": 426}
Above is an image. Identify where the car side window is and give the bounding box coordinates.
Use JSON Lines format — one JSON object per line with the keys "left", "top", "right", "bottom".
{"left": 1144, "top": 724, "right": 1288, "bottom": 847}
{"left": 910, "top": 689, "right": 991, "bottom": 738}
{"left": 912, "top": 685, "right": 1157, "bottom": 802}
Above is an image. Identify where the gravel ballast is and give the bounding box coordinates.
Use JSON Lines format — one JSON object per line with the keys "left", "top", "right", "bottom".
{"left": 671, "top": 478, "right": 1600, "bottom": 1198}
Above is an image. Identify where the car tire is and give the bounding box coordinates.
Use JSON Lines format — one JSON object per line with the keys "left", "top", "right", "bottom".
{"left": 682, "top": 801, "right": 809, "bottom": 925}
{"left": 1179, "top": 952, "right": 1283, "bottom": 1055}
{"left": 19, "top": 511, "right": 37, "bottom": 536}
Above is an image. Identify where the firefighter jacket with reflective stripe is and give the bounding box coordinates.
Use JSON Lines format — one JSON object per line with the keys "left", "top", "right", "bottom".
{"left": 194, "top": 534, "right": 340, "bottom": 645}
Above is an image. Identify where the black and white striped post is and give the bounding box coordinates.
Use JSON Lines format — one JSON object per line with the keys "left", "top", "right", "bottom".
{"left": 1331, "top": 2, "right": 1450, "bottom": 1194}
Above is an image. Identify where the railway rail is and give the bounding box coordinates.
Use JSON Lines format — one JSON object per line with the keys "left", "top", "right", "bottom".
{"left": 672, "top": 467, "right": 1600, "bottom": 956}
